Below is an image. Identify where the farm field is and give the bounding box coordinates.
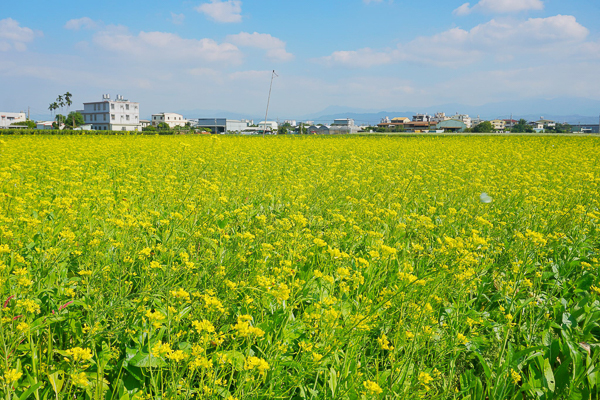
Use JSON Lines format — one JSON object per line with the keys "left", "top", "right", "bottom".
{"left": 1, "top": 135, "right": 599, "bottom": 400}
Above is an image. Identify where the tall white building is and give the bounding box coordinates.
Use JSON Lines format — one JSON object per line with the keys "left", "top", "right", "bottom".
{"left": 452, "top": 113, "right": 472, "bottom": 128}
{"left": 0, "top": 112, "right": 26, "bottom": 128}
{"left": 152, "top": 113, "right": 186, "bottom": 128}
{"left": 80, "top": 94, "right": 141, "bottom": 131}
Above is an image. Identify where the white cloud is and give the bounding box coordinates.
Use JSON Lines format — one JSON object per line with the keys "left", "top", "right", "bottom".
{"left": 453, "top": 3, "right": 472, "bottom": 16}
{"left": 454, "top": 0, "right": 544, "bottom": 15}
{"left": 320, "top": 15, "right": 590, "bottom": 68}
{"left": 0, "top": 18, "right": 38, "bottom": 51}
{"left": 170, "top": 13, "right": 185, "bottom": 25}
{"left": 64, "top": 17, "right": 99, "bottom": 30}
{"left": 320, "top": 48, "right": 397, "bottom": 68}
{"left": 196, "top": 0, "right": 242, "bottom": 23}
{"left": 93, "top": 25, "right": 243, "bottom": 63}
{"left": 226, "top": 32, "right": 294, "bottom": 62}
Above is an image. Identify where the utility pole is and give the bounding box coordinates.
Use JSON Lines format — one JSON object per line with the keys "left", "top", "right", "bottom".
{"left": 263, "top": 70, "right": 278, "bottom": 137}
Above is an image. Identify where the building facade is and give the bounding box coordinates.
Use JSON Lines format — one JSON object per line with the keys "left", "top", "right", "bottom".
{"left": 0, "top": 112, "right": 26, "bottom": 128}
{"left": 490, "top": 119, "right": 506, "bottom": 131}
{"left": 258, "top": 121, "right": 278, "bottom": 133}
{"left": 80, "top": 94, "right": 141, "bottom": 131}
{"left": 152, "top": 113, "right": 186, "bottom": 128}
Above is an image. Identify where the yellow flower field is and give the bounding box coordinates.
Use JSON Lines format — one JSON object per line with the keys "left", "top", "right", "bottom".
{"left": 0, "top": 135, "right": 599, "bottom": 399}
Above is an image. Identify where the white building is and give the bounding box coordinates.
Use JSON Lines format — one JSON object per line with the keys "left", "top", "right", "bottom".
{"left": 452, "top": 113, "right": 472, "bottom": 128}
{"left": 413, "top": 114, "right": 432, "bottom": 122}
{"left": 0, "top": 112, "right": 26, "bottom": 128}
{"left": 152, "top": 112, "right": 186, "bottom": 128}
{"left": 80, "top": 94, "right": 141, "bottom": 131}
{"left": 431, "top": 113, "right": 450, "bottom": 123}
{"left": 226, "top": 120, "right": 250, "bottom": 133}
{"left": 36, "top": 121, "right": 58, "bottom": 130}
{"left": 258, "top": 121, "right": 278, "bottom": 132}
{"left": 284, "top": 120, "right": 297, "bottom": 126}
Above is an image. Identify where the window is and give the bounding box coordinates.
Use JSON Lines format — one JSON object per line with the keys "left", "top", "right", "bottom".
{"left": 111, "top": 104, "right": 114, "bottom": 110}
{"left": 103, "top": 114, "right": 107, "bottom": 121}
{"left": 126, "top": 104, "right": 129, "bottom": 110}
{"left": 94, "top": 104, "right": 97, "bottom": 111}
{"left": 104, "top": 103, "right": 107, "bottom": 111}
{"left": 126, "top": 115, "right": 130, "bottom": 121}
{"left": 94, "top": 115, "right": 97, "bottom": 121}
{"left": 111, "top": 114, "right": 115, "bottom": 120}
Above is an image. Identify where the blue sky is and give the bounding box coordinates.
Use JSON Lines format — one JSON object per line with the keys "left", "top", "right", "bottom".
{"left": 1, "top": 0, "right": 599, "bottom": 119}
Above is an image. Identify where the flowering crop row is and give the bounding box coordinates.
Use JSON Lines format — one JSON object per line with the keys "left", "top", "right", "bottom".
{"left": 0, "top": 135, "right": 599, "bottom": 399}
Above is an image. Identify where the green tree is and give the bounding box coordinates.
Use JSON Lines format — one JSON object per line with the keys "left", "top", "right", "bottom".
{"left": 53, "top": 114, "right": 66, "bottom": 129}
{"left": 12, "top": 120, "right": 36, "bottom": 128}
{"left": 278, "top": 123, "right": 291, "bottom": 135}
{"left": 472, "top": 121, "right": 494, "bottom": 133}
{"left": 511, "top": 119, "right": 534, "bottom": 133}
{"left": 142, "top": 125, "right": 157, "bottom": 132}
{"left": 157, "top": 122, "right": 170, "bottom": 130}
{"left": 64, "top": 112, "right": 84, "bottom": 129}
{"left": 49, "top": 92, "right": 73, "bottom": 129}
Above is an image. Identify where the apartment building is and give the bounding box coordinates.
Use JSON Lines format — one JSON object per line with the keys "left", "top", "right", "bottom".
{"left": 80, "top": 94, "right": 141, "bottom": 131}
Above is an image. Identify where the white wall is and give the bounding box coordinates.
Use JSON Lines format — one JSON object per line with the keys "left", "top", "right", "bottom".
{"left": 0, "top": 112, "right": 26, "bottom": 128}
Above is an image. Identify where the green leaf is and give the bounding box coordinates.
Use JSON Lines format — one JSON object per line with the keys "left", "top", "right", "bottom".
{"left": 126, "top": 348, "right": 166, "bottom": 368}
{"left": 18, "top": 382, "right": 42, "bottom": 400}
{"left": 540, "top": 356, "right": 555, "bottom": 392}
{"left": 47, "top": 370, "right": 65, "bottom": 396}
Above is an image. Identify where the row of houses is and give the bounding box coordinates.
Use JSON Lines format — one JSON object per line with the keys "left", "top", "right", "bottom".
{"left": 377, "top": 113, "right": 600, "bottom": 133}
{"left": 2, "top": 96, "right": 599, "bottom": 134}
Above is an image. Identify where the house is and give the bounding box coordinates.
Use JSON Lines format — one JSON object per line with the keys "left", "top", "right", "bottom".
{"left": 451, "top": 114, "right": 472, "bottom": 128}
{"left": 490, "top": 119, "right": 506, "bottom": 131}
{"left": 436, "top": 119, "right": 466, "bottom": 132}
{"left": 152, "top": 112, "right": 186, "bottom": 128}
{"left": 0, "top": 112, "right": 27, "bottom": 128}
{"left": 503, "top": 119, "right": 519, "bottom": 129}
{"left": 80, "top": 94, "right": 141, "bottom": 131}
{"left": 140, "top": 120, "right": 151, "bottom": 129}
{"left": 528, "top": 121, "right": 545, "bottom": 130}
{"left": 258, "top": 121, "right": 278, "bottom": 133}
{"left": 36, "top": 121, "right": 64, "bottom": 130}
{"left": 535, "top": 118, "right": 556, "bottom": 128}
{"left": 377, "top": 117, "right": 409, "bottom": 130}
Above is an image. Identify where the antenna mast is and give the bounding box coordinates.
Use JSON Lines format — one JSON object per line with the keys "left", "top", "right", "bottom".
{"left": 263, "top": 70, "right": 278, "bottom": 136}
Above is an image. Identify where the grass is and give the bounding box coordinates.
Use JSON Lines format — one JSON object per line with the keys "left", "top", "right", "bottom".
{"left": 0, "top": 134, "right": 599, "bottom": 399}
